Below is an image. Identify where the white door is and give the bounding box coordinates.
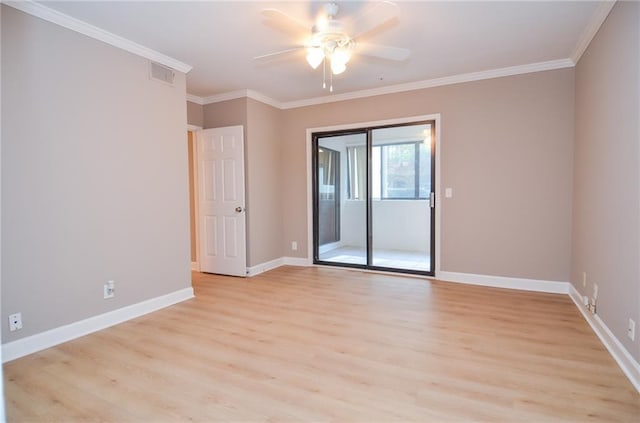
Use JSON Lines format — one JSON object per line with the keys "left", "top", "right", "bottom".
{"left": 197, "top": 126, "right": 246, "bottom": 276}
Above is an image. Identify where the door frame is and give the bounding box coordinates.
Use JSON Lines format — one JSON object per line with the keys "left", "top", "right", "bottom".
{"left": 305, "top": 114, "right": 442, "bottom": 278}
{"left": 188, "top": 124, "right": 202, "bottom": 272}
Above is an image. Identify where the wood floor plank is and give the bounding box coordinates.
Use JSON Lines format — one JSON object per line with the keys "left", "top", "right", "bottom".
{"left": 4, "top": 266, "right": 639, "bottom": 421}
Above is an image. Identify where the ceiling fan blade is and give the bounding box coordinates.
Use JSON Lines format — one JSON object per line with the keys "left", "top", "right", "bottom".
{"left": 261, "top": 8, "right": 311, "bottom": 36}
{"left": 253, "top": 47, "right": 303, "bottom": 62}
{"left": 351, "top": 1, "right": 400, "bottom": 39}
{"left": 356, "top": 42, "right": 410, "bottom": 61}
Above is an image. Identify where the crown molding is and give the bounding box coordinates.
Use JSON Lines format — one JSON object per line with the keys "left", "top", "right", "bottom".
{"left": 200, "top": 89, "right": 250, "bottom": 105}
{"left": 281, "top": 59, "right": 574, "bottom": 109}
{"left": 196, "top": 89, "right": 283, "bottom": 109}
{"left": 570, "top": 1, "right": 616, "bottom": 64}
{"left": 193, "top": 58, "right": 574, "bottom": 110}
{"left": 245, "top": 89, "right": 283, "bottom": 109}
{"left": 186, "top": 94, "right": 205, "bottom": 105}
{"left": 4, "top": 0, "right": 193, "bottom": 74}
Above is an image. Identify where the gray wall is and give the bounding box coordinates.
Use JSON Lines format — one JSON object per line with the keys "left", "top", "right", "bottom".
{"left": 245, "top": 99, "right": 284, "bottom": 266}
{"left": 1, "top": 6, "right": 192, "bottom": 343}
{"left": 204, "top": 98, "right": 247, "bottom": 129}
{"left": 572, "top": 1, "right": 640, "bottom": 361}
{"left": 187, "top": 101, "right": 203, "bottom": 128}
{"left": 199, "top": 70, "right": 575, "bottom": 284}
{"left": 282, "top": 69, "right": 575, "bottom": 283}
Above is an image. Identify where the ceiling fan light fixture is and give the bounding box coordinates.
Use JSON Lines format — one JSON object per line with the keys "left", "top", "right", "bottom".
{"left": 332, "top": 46, "right": 351, "bottom": 65}
{"left": 258, "top": 1, "right": 410, "bottom": 94}
{"left": 306, "top": 47, "right": 324, "bottom": 69}
{"left": 330, "top": 58, "right": 346, "bottom": 75}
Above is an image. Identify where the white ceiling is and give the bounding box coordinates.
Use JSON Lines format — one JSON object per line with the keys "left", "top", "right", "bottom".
{"left": 36, "top": 1, "right": 607, "bottom": 104}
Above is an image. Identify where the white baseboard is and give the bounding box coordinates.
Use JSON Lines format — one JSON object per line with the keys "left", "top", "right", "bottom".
{"left": 2, "top": 287, "right": 195, "bottom": 363}
{"left": 437, "top": 271, "right": 569, "bottom": 294}
{"left": 283, "top": 256, "right": 312, "bottom": 266}
{"left": 568, "top": 284, "right": 640, "bottom": 393}
{"left": 246, "top": 256, "right": 311, "bottom": 277}
{"left": 246, "top": 257, "right": 285, "bottom": 276}
{"left": 190, "top": 261, "right": 198, "bottom": 271}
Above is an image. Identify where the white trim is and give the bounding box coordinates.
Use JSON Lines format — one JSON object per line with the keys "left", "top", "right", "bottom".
{"left": 436, "top": 271, "right": 569, "bottom": 294}
{"left": 245, "top": 89, "right": 283, "bottom": 109}
{"left": 197, "top": 89, "right": 283, "bottom": 109}
{"left": 246, "top": 256, "right": 309, "bottom": 276}
{"left": 568, "top": 284, "right": 640, "bottom": 393}
{"left": 283, "top": 257, "right": 312, "bottom": 267}
{"left": 187, "top": 124, "right": 202, "bottom": 131}
{"left": 2, "top": 287, "right": 195, "bottom": 363}
{"left": 283, "top": 59, "right": 574, "bottom": 109}
{"left": 246, "top": 257, "right": 285, "bottom": 276}
{"left": 200, "top": 90, "right": 249, "bottom": 105}
{"left": 186, "top": 94, "right": 205, "bottom": 105}
{"left": 5, "top": 0, "right": 192, "bottom": 74}
{"left": 194, "top": 59, "right": 573, "bottom": 110}
{"left": 190, "top": 261, "right": 198, "bottom": 271}
{"left": 570, "top": 1, "right": 616, "bottom": 64}
{"left": 306, "top": 127, "right": 314, "bottom": 270}
{"left": 305, "top": 114, "right": 442, "bottom": 276}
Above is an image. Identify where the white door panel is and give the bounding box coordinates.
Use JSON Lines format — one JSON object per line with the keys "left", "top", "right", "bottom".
{"left": 197, "top": 126, "right": 246, "bottom": 276}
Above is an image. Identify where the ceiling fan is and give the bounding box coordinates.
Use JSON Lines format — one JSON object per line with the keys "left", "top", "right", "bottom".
{"left": 254, "top": 1, "right": 411, "bottom": 92}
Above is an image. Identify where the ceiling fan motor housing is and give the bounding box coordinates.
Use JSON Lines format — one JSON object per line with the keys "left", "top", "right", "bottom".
{"left": 325, "top": 2, "right": 339, "bottom": 19}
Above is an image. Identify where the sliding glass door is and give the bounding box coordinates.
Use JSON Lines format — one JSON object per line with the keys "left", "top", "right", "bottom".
{"left": 313, "top": 121, "right": 435, "bottom": 276}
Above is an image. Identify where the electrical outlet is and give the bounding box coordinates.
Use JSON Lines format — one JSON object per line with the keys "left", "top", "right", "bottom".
{"left": 629, "top": 319, "right": 636, "bottom": 341}
{"left": 103, "top": 280, "right": 115, "bottom": 299}
{"left": 291, "top": 241, "right": 298, "bottom": 251}
{"left": 582, "top": 272, "right": 587, "bottom": 287}
{"left": 9, "top": 313, "right": 22, "bottom": 331}
{"left": 593, "top": 283, "right": 598, "bottom": 301}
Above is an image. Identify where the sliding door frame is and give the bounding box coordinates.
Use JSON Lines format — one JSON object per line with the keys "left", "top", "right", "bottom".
{"left": 312, "top": 130, "right": 364, "bottom": 262}
{"left": 309, "top": 116, "right": 441, "bottom": 277}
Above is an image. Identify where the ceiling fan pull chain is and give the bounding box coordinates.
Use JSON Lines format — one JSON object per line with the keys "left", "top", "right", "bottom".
{"left": 323, "top": 56, "right": 327, "bottom": 89}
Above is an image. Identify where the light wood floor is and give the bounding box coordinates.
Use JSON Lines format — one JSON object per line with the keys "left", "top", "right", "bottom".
{"left": 4, "top": 266, "right": 640, "bottom": 422}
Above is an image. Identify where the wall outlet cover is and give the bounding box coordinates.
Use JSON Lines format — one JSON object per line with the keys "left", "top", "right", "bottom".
{"left": 104, "top": 280, "right": 115, "bottom": 299}
{"left": 9, "top": 313, "right": 23, "bottom": 331}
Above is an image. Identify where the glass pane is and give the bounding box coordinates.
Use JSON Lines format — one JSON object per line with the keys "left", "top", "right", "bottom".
{"left": 383, "top": 143, "right": 416, "bottom": 198}
{"left": 371, "top": 124, "right": 432, "bottom": 271}
{"left": 419, "top": 141, "right": 431, "bottom": 198}
{"left": 317, "top": 133, "right": 367, "bottom": 266}
{"left": 371, "top": 146, "right": 381, "bottom": 200}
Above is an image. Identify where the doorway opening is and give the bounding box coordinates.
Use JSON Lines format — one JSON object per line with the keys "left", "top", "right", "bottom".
{"left": 312, "top": 120, "right": 436, "bottom": 276}
{"left": 187, "top": 130, "right": 198, "bottom": 270}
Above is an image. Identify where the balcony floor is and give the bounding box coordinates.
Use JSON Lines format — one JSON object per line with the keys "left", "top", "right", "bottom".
{"left": 319, "top": 245, "right": 431, "bottom": 272}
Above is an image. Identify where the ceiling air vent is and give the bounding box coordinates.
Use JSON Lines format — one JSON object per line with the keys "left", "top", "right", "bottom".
{"left": 150, "top": 62, "right": 175, "bottom": 85}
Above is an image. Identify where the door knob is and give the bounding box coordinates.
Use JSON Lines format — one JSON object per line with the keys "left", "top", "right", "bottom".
{"left": 235, "top": 206, "right": 244, "bottom": 213}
